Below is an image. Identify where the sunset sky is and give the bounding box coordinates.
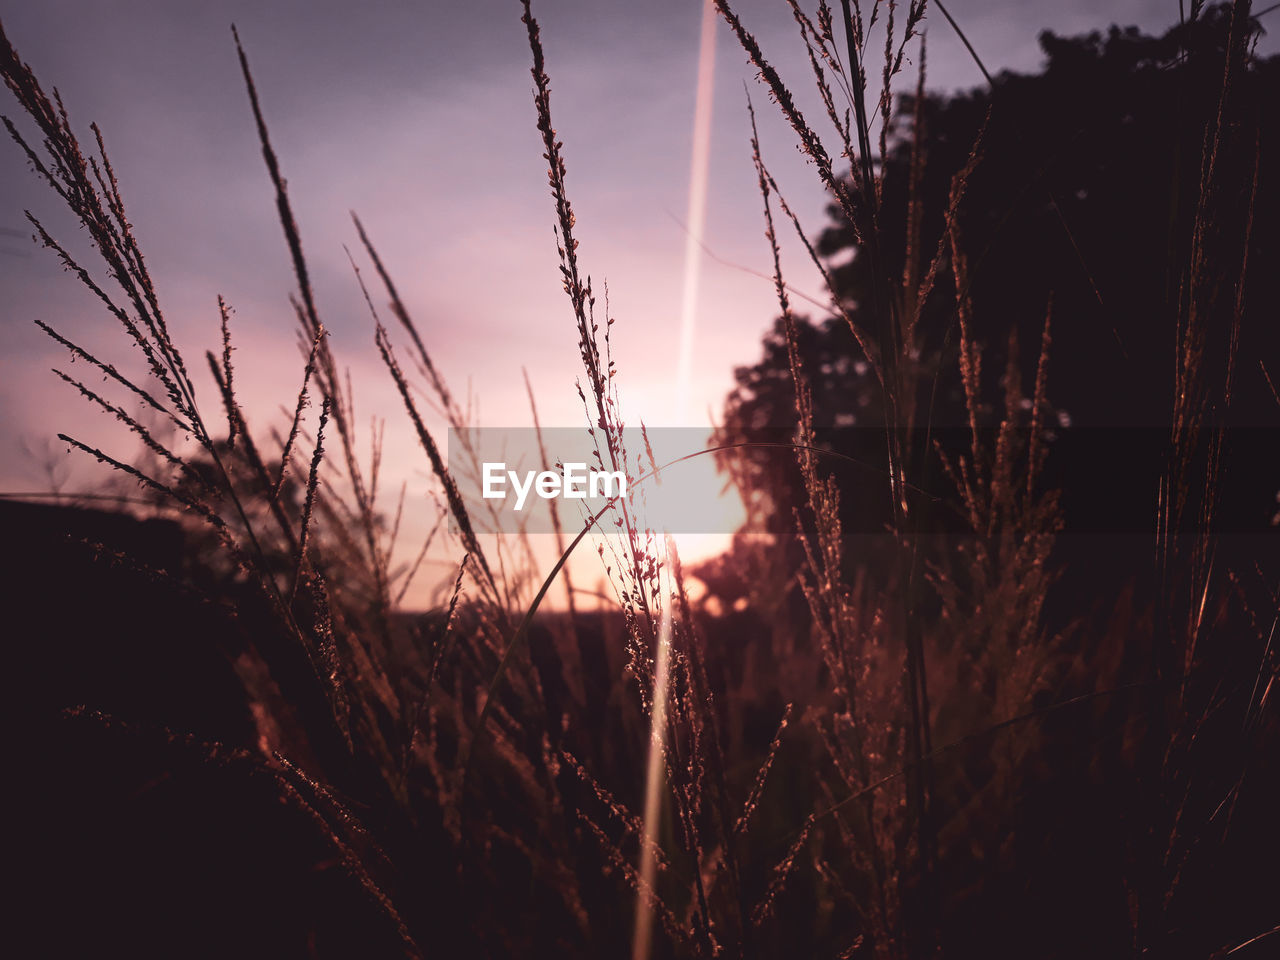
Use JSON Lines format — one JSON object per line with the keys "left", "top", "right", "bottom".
{"left": 3, "top": 0, "right": 1271, "bottom": 605}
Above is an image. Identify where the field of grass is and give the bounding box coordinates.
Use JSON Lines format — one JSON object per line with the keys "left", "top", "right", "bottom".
{"left": 3, "top": 1, "right": 1277, "bottom": 957}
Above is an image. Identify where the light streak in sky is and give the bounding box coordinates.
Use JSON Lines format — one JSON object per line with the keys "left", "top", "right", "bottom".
{"left": 633, "top": 3, "right": 717, "bottom": 958}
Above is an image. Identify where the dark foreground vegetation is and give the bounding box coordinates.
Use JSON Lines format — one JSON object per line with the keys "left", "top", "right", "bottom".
{"left": 3, "top": 1, "right": 1278, "bottom": 957}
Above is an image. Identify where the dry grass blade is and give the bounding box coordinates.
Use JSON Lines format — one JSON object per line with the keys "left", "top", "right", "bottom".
{"left": 372, "top": 318, "right": 501, "bottom": 607}
{"left": 296, "top": 395, "right": 332, "bottom": 584}
{"left": 394, "top": 509, "right": 444, "bottom": 609}
{"left": 751, "top": 814, "right": 816, "bottom": 927}
{"left": 218, "top": 296, "right": 238, "bottom": 448}
{"left": 55, "top": 433, "right": 231, "bottom": 540}
{"left": 351, "top": 213, "right": 457, "bottom": 417}
{"left": 274, "top": 325, "right": 326, "bottom": 502}
{"left": 734, "top": 703, "right": 792, "bottom": 838}
{"left": 713, "top": 0, "right": 858, "bottom": 232}
{"left": 34, "top": 319, "right": 186, "bottom": 431}
{"left": 50, "top": 368, "right": 193, "bottom": 482}
{"left": 232, "top": 24, "right": 320, "bottom": 336}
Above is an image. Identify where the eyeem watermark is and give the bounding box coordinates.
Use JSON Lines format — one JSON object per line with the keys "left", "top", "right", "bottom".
{"left": 482, "top": 462, "right": 626, "bottom": 511}
{"left": 449, "top": 426, "right": 1273, "bottom": 535}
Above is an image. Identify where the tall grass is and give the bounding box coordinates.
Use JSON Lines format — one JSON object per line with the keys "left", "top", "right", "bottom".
{"left": 2, "top": 1, "right": 1275, "bottom": 958}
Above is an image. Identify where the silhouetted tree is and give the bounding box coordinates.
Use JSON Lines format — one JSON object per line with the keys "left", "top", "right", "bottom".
{"left": 719, "top": 5, "right": 1278, "bottom": 550}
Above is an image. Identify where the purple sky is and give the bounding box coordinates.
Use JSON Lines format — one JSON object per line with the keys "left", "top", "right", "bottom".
{"left": 3, "top": 0, "right": 1270, "bottom": 605}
